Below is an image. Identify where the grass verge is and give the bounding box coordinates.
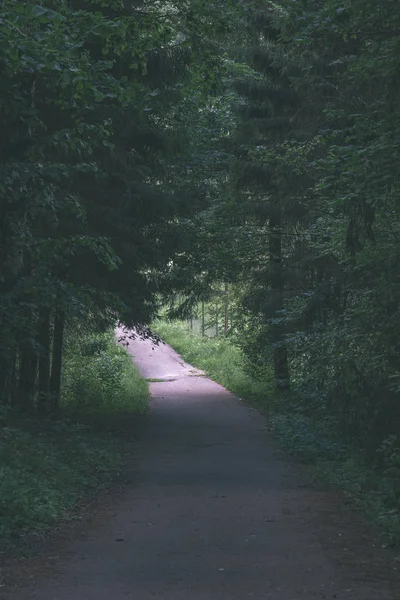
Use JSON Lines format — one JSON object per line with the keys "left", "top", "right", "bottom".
{"left": 154, "top": 320, "right": 400, "bottom": 546}
{"left": 0, "top": 330, "right": 149, "bottom": 552}
{"left": 153, "top": 321, "right": 271, "bottom": 410}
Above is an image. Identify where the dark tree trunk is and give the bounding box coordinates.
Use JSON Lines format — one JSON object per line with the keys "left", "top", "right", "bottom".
{"left": 50, "top": 307, "right": 65, "bottom": 410}
{"left": 18, "top": 343, "right": 38, "bottom": 410}
{"left": 269, "top": 209, "right": 290, "bottom": 391}
{"left": 0, "top": 355, "right": 9, "bottom": 405}
{"left": 38, "top": 306, "right": 52, "bottom": 412}
{"left": 8, "top": 344, "right": 18, "bottom": 406}
{"left": 0, "top": 337, "right": 18, "bottom": 406}
{"left": 201, "top": 301, "right": 205, "bottom": 337}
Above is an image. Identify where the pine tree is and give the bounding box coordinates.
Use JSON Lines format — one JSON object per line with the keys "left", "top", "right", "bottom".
{"left": 229, "top": 1, "right": 312, "bottom": 391}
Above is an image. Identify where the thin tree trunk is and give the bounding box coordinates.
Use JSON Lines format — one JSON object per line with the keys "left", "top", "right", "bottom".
{"left": 38, "top": 306, "right": 51, "bottom": 412}
{"left": 9, "top": 346, "right": 18, "bottom": 406}
{"left": 201, "top": 301, "right": 205, "bottom": 337}
{"left": 18, "top": 343, "right": 38, "bottom": 410}
{"left": 50, "top": 307, "right": 65, "bottom": 410}
{"left": 0, "top": 348, "right": 17, "bottom": 406}
{"left": 269, "top": 209, "right": 290, "bottom": 391}
{"left": 224, "top": 283, "right": 229, "bottom": 334}
{"left": 0, "top": 355, "right": 9, "bottom": 405}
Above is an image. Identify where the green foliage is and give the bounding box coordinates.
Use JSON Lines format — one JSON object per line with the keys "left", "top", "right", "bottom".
{"left": 0, "top": 0, "right": 233, "bottom": 412}
{"left": 163, "top": 0, "right": 400, "bottom": 462}
{"left": 0, "top": 409, "right": 121, "bottom": 547}
{"left": 270, "top": 413, "right": 349, "bottom": 464}
{"left": 272, "top": 413, "right": 400, "bottom": 546}
{"left": 0, "top": 330, "right": 148, "bottom": 547}
{"left": 62, "top": 330, "right": 149, "bottom": 415}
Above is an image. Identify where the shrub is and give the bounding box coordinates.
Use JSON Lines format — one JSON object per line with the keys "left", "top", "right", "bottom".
{"left": 62, "top": 330, "right": 149, "bottom": 416}
{"left": 0, "top": 329, "right": 148, "bottom": 548}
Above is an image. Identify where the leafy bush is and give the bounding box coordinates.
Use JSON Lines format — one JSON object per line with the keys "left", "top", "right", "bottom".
{"left": 62, "top": 331, "right": 149, "bottom": 416}
{"left": 0, "top": 331, "right": 148, "bottom": 548}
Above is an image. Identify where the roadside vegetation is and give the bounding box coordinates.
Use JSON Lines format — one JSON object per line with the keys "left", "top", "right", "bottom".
{"left": 62, "top": 329, "right": 148, "bottom": 417}
{"left": 154, "top": 321, "right": 271, "bottom": 411}
{"left": 0, "top": 329, "right": 148, "bottom": 551}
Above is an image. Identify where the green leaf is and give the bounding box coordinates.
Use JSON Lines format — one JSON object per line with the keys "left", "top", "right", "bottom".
{"left": 31, "top": 5, "right": 62, "bottom": 21}
{"left": 31, "top": 5, "right": 48, "bottom": 17}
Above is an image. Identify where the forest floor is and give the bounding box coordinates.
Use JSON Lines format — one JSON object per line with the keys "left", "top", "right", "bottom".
{"left": 1, "top": 336, "right": 400, "bottom": 599}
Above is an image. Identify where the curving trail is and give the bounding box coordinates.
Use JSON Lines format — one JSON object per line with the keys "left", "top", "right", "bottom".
{"left": 2, "top": 334, "right": 399, "bottom": 599}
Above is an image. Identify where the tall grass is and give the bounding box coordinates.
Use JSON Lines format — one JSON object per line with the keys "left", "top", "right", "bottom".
{"left": 153, "top": 321, "right": 272, "bottom": 410}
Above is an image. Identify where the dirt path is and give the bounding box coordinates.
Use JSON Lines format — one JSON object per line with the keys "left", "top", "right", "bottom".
{"left": 2, "top": 335, "right": 400, "bottom": 599}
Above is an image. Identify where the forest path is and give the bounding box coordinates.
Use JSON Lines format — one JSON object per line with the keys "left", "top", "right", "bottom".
{"left": 3, "top": 334, "right": 399, "bottom": 599}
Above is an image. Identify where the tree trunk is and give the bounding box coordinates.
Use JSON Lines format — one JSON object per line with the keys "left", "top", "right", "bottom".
{"left": 9, "top": 346, "right": 18, "bottom": 406}
{"left": 38, "top": 306, "right": 51, "bottom": 412}
{"left": 201, "top": 301, "right": 205, "bottom": 337}
{"left": 50, "top": 307, "right": 65, "bottom": 410}
{"left": 0, "top": 355, "right": 9, "bottom": 405}
{"left": 18, "top": 343, "right": 38, "bottom": 410}
{"left": 224, "top": 283, "right": 229, "bottom": 334}
{"left": 0, "top": 345, "right": 17, "bottom": 406}
{"left": 269, "top": 209, "right": 290, "bottom": 391}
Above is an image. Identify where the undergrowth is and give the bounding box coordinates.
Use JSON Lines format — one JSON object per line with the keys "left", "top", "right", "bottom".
{"left": 62, "top": 330, "right": 148, "bottom": 416}
{"left": 0, "top": 330, "right": 148, "bottom": 551}
{"left": 0, "top": 411, "right": 121, "bottom": 550}
{"left": 272, "top": 413, "right": 400, "bottom": 546}
{"left": 155, "top": 320, "right": 400, "bottom": 546}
